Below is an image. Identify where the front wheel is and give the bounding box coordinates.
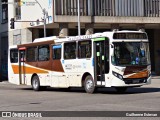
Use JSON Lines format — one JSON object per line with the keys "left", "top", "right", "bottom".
{"left": 84, "top": 75, "right": 95, "bottom": 94}
{"left": 32, "top": 75, "right": 40, "bottom": 91}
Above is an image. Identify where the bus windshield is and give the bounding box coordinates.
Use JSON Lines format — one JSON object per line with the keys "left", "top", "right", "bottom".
{"left": 112, "top": 42, "right": 150, "bottom": 66}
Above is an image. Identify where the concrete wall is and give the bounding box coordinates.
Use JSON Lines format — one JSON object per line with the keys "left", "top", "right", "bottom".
{"left": 9, "top": 28, "right": 32, "bottom": 46}
{"left": 54, "top": 16, "right": 160, "bottom": 24}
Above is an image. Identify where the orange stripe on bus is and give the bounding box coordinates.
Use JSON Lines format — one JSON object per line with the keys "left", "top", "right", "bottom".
{"left": 12, "top": 65, "right": 49, "bottom": 74}
{"left": 127, "top": 70, "right": 149, "bottom": 78}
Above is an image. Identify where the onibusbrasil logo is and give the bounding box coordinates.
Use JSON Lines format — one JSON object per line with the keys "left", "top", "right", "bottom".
{"left": 19, "top": 0, "right": 37, "bottom": 6}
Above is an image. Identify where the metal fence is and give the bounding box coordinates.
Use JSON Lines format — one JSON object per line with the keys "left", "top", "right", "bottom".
{"left": 54, "top": 0, "right": 160, "bottom": 17}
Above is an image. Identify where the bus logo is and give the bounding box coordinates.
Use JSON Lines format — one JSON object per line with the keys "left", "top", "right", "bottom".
{"left": 2, "top": 112, "right": 11, "bottom": 117}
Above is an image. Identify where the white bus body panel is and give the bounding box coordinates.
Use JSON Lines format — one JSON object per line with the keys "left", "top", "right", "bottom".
{"left": 8, "top": 63, "right": 20, "bottom": 85}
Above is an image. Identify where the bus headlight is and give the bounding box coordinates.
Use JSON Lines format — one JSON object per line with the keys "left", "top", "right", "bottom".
{"left": 112, "top": 71, "right": 123, "bottom": 80}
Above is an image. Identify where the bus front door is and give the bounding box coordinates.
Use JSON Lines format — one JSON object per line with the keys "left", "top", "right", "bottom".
{"left": 94, "top": 38, "right": 109, "bottom": 86}
{"left": 19, "top": 49, "right": 26, "bottom": 84}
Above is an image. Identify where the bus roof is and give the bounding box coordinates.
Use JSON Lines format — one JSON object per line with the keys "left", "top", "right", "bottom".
{"left": 33, "top": 36, "right": 68, "bottom": 43}
{"left": 18, "top": 30, "right": 147, "bottom": 46}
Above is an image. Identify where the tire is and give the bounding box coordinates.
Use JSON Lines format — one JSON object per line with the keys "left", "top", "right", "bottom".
{"left": 115, "top": 87, "right": 127, "bottom": 93}
{"left": 84, "top": 75, "right": 95, "bottom": 94}
{"left": 32, "top": 75, "right": 40, "bottom": 91}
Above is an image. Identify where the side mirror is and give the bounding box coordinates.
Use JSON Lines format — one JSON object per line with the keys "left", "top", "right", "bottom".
{"left": 110, "top": 44, "right": 114, "bottom": 55}
{"left": 111, "top": 44, "right": 114, "bottom": 48}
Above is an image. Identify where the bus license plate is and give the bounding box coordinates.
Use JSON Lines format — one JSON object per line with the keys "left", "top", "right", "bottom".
{"left": 133, "top": 80, "right": 140, "bottom": 84}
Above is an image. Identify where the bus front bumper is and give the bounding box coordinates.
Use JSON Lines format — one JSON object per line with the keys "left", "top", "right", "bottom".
{"left": 109, "top": 76, "right": 151, "bottom": 87}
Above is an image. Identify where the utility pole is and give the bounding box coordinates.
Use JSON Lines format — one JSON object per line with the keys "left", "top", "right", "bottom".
{"left": 78, "top": 0, "right": 81, "bottom": 36}
{"left": 42, "top": 8, "right": 46, "bottom": 37}
{"left": 35, "top": 0, "right": 47, "bottom": 37}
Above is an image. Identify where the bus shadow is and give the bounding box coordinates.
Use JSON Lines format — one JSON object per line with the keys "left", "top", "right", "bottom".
{"left": 97, "top": 87, "right": 160, "bottom": 94}
{"left": 21, "top": 87, "right": 86, "bottom": 93}
{"left": 21, "top": 87, "right": 160, "bottom": 94}
{"left": 46, "top": 87, "right": 86, "bottom": 93}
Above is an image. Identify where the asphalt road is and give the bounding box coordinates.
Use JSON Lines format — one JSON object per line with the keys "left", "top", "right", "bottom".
{"left": 0, "top": 76, "right": 159, "bottom": 120}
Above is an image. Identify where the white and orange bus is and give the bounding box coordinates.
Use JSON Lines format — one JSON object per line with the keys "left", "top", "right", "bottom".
{"left": 8, "top": 30, "right": 151, "bottom": 93}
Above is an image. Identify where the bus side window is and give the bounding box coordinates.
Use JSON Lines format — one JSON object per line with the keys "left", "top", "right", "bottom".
{"left": 26, "top": 47, "right": 37, "bottom": 62}
{"left": 38, "top": 45, "right": 50, "bottom": 61}
{"left": 53, "top": 46, "right": 61, "bottom": 60}
{"left": 10, "top": 49, "right": 18, "bottom": 63}
{"left": 78, "top": 40, "right": 91, "bottom": 58}
{"left": 64, "top": 42, "right": 76, "bottom": 59}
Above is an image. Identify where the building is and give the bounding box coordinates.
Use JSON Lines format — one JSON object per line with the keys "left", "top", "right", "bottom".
{"left": 0, "top": 0, "right": 8, "bottom": 80}
{"left": 6, "top": 0, "right": 160, "bottom": 78}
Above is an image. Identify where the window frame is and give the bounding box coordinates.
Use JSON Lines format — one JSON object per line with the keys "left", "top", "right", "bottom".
{"left": 1, "top": 0, "right": 8, "bottom": 24}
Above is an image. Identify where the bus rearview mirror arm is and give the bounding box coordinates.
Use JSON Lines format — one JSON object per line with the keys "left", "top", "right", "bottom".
{"left": 110, "top": 44, "right": 114, "bottom": 55}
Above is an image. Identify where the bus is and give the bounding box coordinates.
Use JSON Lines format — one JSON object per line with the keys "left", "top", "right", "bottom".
{"left": 8, "top": 30, "right": 151, "bottom": 93}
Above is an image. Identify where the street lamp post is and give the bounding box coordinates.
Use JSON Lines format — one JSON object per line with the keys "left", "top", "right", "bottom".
{"left": 35, "top": 0, "right": 46, "bottom": 37}
{"left": 78, "top": 0, "right": 81, "bottom": 36}
{"left": 42, "top": 9, "right": 47, "bottom": 37}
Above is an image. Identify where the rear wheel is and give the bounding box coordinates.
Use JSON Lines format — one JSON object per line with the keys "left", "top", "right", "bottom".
{"left": 32, "top": 75, "right": 40, "bottom": 91}
{"left": 84, "top": 75, "right": 95, "bottom": 94}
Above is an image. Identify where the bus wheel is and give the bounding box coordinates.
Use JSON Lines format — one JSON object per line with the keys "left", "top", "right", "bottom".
{"left": 84, "top": 75, "right": 95, "bottom": 94}
{"left": 115, "top": 87, "right": 127, "bottom": 93}
{"left": 32, "top": 75, "right": 40, "bottom": 91}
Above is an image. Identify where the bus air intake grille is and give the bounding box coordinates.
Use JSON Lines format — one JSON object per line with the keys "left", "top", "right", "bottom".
{"left": 123, "top": 78, "right": 147, "bottom": 84}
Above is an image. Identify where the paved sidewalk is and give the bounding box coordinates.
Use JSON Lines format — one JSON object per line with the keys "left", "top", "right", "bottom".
{"left": 151, "top": 76, "right": 160, "bottom": 79}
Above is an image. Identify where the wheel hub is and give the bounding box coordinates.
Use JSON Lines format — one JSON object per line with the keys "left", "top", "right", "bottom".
{"left": 86, "top": 79, "right": 94, "bottom": 90}
{"left": 33, "top": 79, "right": 38, "bottom": 88}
